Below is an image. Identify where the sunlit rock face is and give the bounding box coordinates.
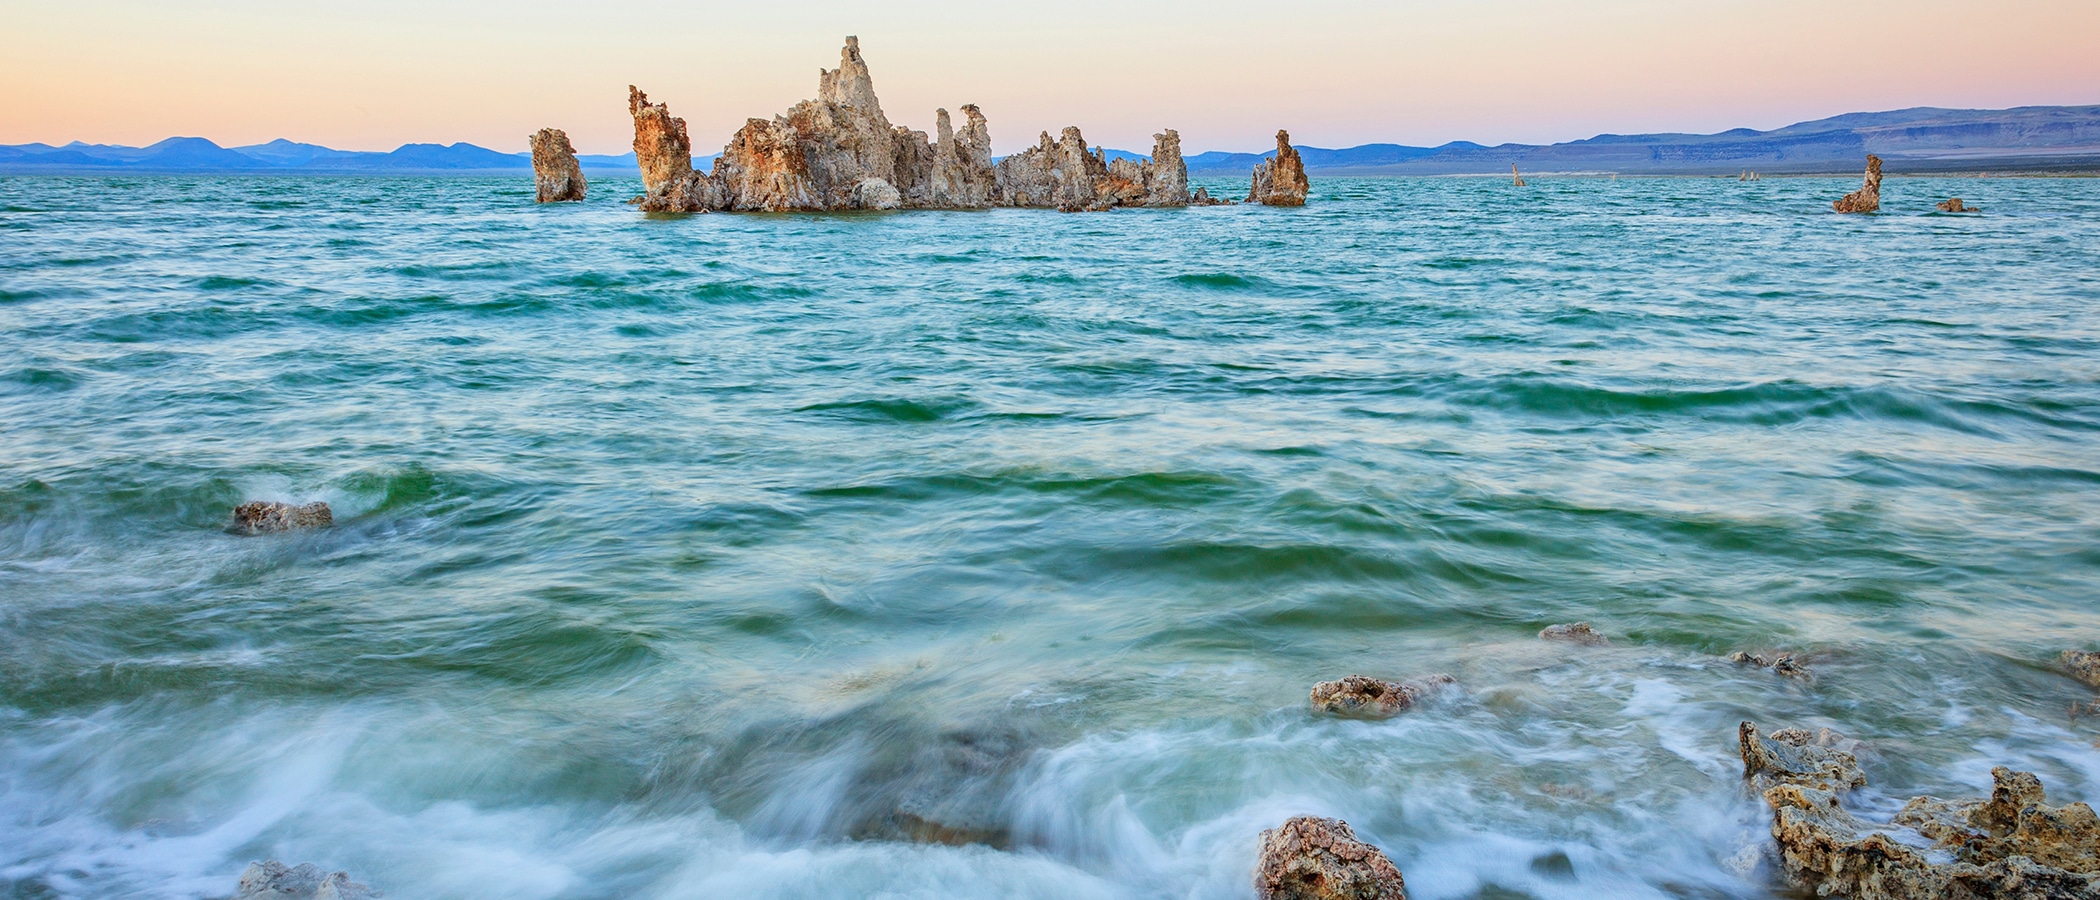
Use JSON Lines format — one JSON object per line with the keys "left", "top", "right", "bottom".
{"left": 529, "top": 128, "right": 585, "bottom": 203}
{"left": 1248, "top": 130, "right": 1310, "bottom": 206}
{"left": 626, "top": 37, "right": 1197, "bottom": 212}
{"left": 1833, "top": 154, "right": 1883, "bottom": 213}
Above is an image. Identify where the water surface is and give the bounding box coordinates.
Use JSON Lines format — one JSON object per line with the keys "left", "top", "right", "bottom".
{"left": 3, "top": 174, "right": 2099, "bottom": 899}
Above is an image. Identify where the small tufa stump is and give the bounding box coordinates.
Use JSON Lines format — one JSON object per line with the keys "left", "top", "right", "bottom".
{"left": 2065, "top": 650, "right": 2100, "bottom": 689}
{"left": 1255, "top": 816, "right": 1408, "bottom": 900}
{"left": 1539, "top": 622, "right": 1608, "bottom": 646}
{"left": 1729, "top": 650, "right": 1810, "bottom": 679}
{"left": 230, "top": 501, "right": 332, "bottom": 535}
{"left": 236, "top": 861, "right": 375, "bottom": 900}
{"left": 1247, "top": 130, "right": 1310, "bottom": 206}
{"left": 1310, "top": 674, "right": 1454, "bottom": 719}
{"left": 1832, "top": 155, "right": 1883, "bottom": 213}
{"left": 1740, "top": 721, "right": 1866, "bottom": 793}
{"left": 530, "top": 128, "right": 587, "bottom": 203}
{"left": 1937, "top": 197, "right": 1980, "bottom": 213}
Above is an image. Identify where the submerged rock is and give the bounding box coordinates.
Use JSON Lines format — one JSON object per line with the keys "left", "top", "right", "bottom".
{"left": 1538, "top": 622, "right": 1608, "bottom": 646}
{"left": 1729, "top": 650, "right": 1810, "bottom": 679}
{"left": 2062, "top": 650, "right": 2100, "bottom": 689}
{"left": 236, "top": 861, "right": 375, "bottom": 900}
{"left": 845, "top": 727, "right": 1028, "bottom": 849}
{"left": 627, "top": 37, "right": 1190, "bottom": 213}
{"left": 1833, "top": 154, "right": 1883, "bottom": 213}
{"left": 1765, "top": 767, "right": 2100, "bottom": 900}
{"left": 528, "top": 128, "right": 586, "bottom": 202}
{"left": 1938, "top": 197, "right": 1981, "bottom": 213}
{"left": 1740, "top": 721, "right": 1866, "bottom": 793}
{"left": 1247, "top": 130, "right": 1310, "bottom": 206}
{"left": 230, "top": 501, "right": 332, "bottom": 535}
{"left": 1254, "top": 815, "right": 1408, "bottom": 900}
{"left": 1310, "top": 674, "right": 1455, "bottom": 719}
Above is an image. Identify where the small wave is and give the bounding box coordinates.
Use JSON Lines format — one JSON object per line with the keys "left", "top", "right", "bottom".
{"left": 796, "top": 397, "right": 978, "bottom": 424}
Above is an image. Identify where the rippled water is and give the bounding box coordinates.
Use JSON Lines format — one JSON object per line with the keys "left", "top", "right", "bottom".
{"left": 3, "top": 174, "right": 2099, "bottom": 899}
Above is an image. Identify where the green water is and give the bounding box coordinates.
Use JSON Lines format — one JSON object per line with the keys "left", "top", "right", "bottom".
{"left": 2, "top": 174, "right": 2097, "bottom": 899}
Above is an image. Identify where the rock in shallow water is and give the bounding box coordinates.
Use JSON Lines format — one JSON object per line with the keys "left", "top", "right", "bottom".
{"left": 1729, "top": 650, "right": 1810, "bottom": 678}
{"left": 236, "top": 861, "right": 374, "bottom": 900}
{"left": 1538, "top": 622, "right": 1607, "bottom": 645}
{"left": 1740, "top": 721, "right": 1866, "bottom": 793}
{"left": 1765, "top": 767, "right": 2100, "bottom": 900}
{"left": 529, "top": 128, "right": 585, "bottom": 203}
{"left": 1247, "top": 130, "right": 1310, "bottom": 207}
{"left": 1254, "top": 816, "right": 1408, "bottom": 900}
{"left": 1833, "top": 154, "right": 1884, "bottom": 214}
{"left": 230, "top": 501, "right": 332, "bottom": 535}
{"left": 2063, "top": 650, "right": 2100, "bottom": 689}
{"left": 1938, "top": 197, "right": 1981, "bottom": 213}
{"left": 1309, "top": 674, "right": 1454, "bottom": 719}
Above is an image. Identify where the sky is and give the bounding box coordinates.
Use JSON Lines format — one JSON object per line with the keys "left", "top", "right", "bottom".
{"left": 3, "top": 0, "right": 2097, "bottom": 156}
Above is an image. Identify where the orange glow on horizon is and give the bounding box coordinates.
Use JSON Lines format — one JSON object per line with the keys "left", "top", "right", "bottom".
{"left": 3, "top": 0, "right": 2096, "bottom": 157}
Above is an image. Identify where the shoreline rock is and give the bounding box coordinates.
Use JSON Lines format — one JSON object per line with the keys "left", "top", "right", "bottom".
{"left": 1729, "top": 650, "right": 1810, "bottom": 679}
{"left": 1310, "top": 674, "right": 1455, "bottom": 719}
{"left": 1254, "top": 815, "right": 1408, "bottom": 900}
{"left": 1765, "top": 767, "right": 2100, "bottom": 900}
{"left": 1833, "top": 154, "right": 1883, "bottom": 213}
{"left": 1247, "top": 130, "right": 1309, "bottom": 206}
{"left": 627, "top": 37, "right": 1201, "bottom": 213}
{"left": 1538, "top": 622, "right": 1608, "bottom": 645}
{"left": 1740, "top": 721, "right": 1866, "bottom": 793}
{"left": 528, "top": 128, "right": 585, "bottom": 202}
{"left": 2065, "top": 650, "right": 2100, "bottom": 689}
{"left": 230, "top": 501, "right": 332, "bottom": 535}
{"left": 236, "top": 861, "right": 374, "bottom": 900}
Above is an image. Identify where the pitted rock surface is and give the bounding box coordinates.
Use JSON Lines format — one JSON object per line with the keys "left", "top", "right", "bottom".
{"left": 1740, "top": 721, "right": 1866, "bottom": 793}
{"left": 1254, "top": 815, "right": 1408, "bottom": 900}
{"left": 1310, "top": 674, "right": 1455, "bottom": 719}
{"left": 2063, "top": 650, "right": 2100, "bottom": 689}
{"left": 1729, "top": 650, "right": 1810, "bottom": 678}
{"left": 1538, "top": 622, "right": 1608, "bottom": 645}
{"left": 230, "top": 501, "right": 332, "bottom": 535}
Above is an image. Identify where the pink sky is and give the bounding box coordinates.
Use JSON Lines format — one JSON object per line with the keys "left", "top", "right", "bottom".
{"left": 3, "top": 0, "right": 2096, "bottom": 155}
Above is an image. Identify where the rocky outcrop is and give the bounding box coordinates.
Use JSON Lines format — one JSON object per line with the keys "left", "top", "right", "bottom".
{"left": 1254, "top": 816, "right": 1408, "bottom": 900}
{"left": 1310, "top": 674, "right": 1454, "bottom": 719}
{"left": 627, "top": 37, "right": 1194, "bottom": 213}
{"left": 2066, "top": 651, "right": 2100, "bottom": 689}
{"left": 1938, "top": 197, "right": 1981, "bottom": 213}
{"left": 1729, "top": 650, "right": 1810, "bottom": 679}
{"left": 1833, "top": 154, "right": 1883, "bottom": 213}
{"left": 1538, "top": 622, "right": 1607, "bottom": 645}
{"left": 236, "top": 861, "right": 374, "bottom": 900}
{"left": 1740, "top": 721, "right": 1866, "bottom": 793}
{"left": 230, "top": 501, "right": 332, "bottom": 535}
{"left": 529, "top": 128, "right": 585, "bottom": 202}
{"left": 627, "top": 87, "right": 715, "bottom": 212}
{"left": 1247, "top": 131, "right": 1310, "bottom": 206}
{"left": 1765, "top": 767, "right": 2100, "bottom": 900}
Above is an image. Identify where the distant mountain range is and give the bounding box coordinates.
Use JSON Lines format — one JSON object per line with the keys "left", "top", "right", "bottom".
{"left": 4, "top": 105, "right": 2097, "bottom": 176}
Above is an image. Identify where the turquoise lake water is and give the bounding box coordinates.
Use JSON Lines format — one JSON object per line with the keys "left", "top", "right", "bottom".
{"left": 2, "top": 174, "right": 2098, "bottom": 899}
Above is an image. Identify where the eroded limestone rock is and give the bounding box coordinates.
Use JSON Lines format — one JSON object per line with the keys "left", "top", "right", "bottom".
{"left": 529, "top": 128, "right": 585, "bottom": 203}
{"left": 1539, "top": 623, "right": 1608, "bottom": 646}
{"left": 236, "top": 861, "right": 375, "bottom": 900}
{"left": 626, "top": 37, "right": 1192, "bottom": 213}
{"left": 1765, "top": 767, "right": 2100, "bottom": 900}
{"left": 1248, "top": 131, "right": 1310, "bottom": 206}
{"left": 1254, "top": 815, "right": 1408, "bottom": 900}
{"left": 1833, "top": 155, "right": 1883, "bottom": 213}
{"left": 1938, "top": 197, "right": 1981, "bottom": 213}
{"left": 1740, "top": 721, "right": 1866, "bottom": 793}
{"left": 230, "top": 501, "right": 332, "bottom": 535}
{"left": 2062, "top": 651, "right": 2100, "bottom": 689}
{"left": 1310, "top": 674, "right": 1455, "bottom": 719}
{"left": 1729, "top": 650, "right": 1810, "bottom": 679}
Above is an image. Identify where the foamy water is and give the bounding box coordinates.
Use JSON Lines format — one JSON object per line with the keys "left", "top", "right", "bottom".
{"left": 3, "top": 174, "right": 2098, "bottom": 898}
